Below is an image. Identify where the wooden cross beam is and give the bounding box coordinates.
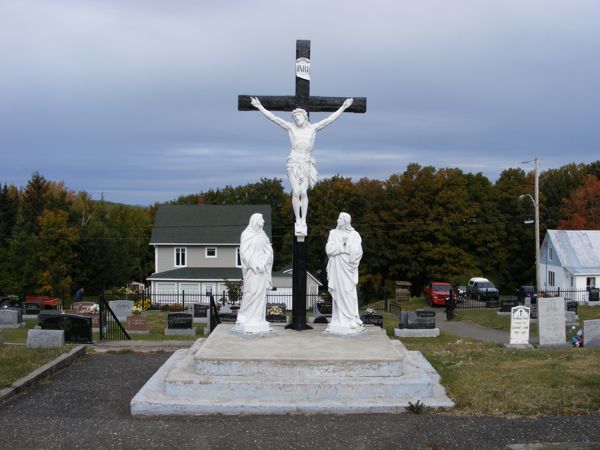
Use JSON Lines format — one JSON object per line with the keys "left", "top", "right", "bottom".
{"left": 238, "top": 40, "right": 367, "bottom": 116}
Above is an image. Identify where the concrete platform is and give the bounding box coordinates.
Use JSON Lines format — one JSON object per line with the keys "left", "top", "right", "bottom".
{"left": 131, "top": 324, "right": 454, "bottom": 415}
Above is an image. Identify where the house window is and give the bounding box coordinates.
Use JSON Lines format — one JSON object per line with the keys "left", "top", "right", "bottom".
{"left": 548, "top": 270, "right": 555, "bottom": 287}
{"left": 548, "top": 247, "right": 553, "bottom": 261}
{"left": 570, "top": 276, "right": 574, "bottom": 288}
{"left": 235, "top": 247, "right": 242, "bottom": 267}
{"left": 205, "top": 247, "right": 217, "bottom": 258}
{"left": 588, "top": 277, "right": 596, "bottom": 290}
{"left": 175, "top": 247, "right": 186, "bottom": 267}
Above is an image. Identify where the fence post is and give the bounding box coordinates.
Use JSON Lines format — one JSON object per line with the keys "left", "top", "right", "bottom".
{"left": 182, "top": 290, "right": 185, "bottom": 311}
{"left": 99, "top": 292, "right": 105, "bottom": 341}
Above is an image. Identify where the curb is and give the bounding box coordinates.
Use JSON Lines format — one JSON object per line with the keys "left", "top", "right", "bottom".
{"left": 0, "top": 345, "right": 87, "bottom": 404}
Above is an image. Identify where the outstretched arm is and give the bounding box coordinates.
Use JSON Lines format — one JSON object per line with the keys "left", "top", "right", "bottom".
{"left": 250, "top": 97, "right": 291, "bottom": 130}
{"left": 314, "top": 98, "right": 353, "bottom": 131}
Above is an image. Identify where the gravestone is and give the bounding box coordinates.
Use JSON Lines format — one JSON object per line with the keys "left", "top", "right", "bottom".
{"left": 40, "top": 313, "right": 92, "bottom": 343}
{"left": 407, "top": 310, "right": 436, "bottom": 329}
{"left": 266, "top": 303, "right": 287, "bottom": 323}
{"left": 218, "top": 304, "right": 238, "bottom": 323}
{"left": 24, "top": 301, "right": 42, "bottom": 316}
{"left": 313, "top": 300, "right": 332, "bottom": 317}
{"left": 500, "top": 298, "right": 518, "bottom": 313}
{"left": 584, "top": 320, "right": 600, "bottom": 347}
{"left": 109, "top": 300, "right": 134, "bottom": 322}
{"left": 37, "top": 309, "right": 64, "bottom": 326}
{"left": 508, "top": 306, "right": 532, "bottom": 348}
{"left": 360, "top": 312, "right": 383, "bottom": 328}
{"left": 127, "top": 315, "right": 150, "bottom": 334}
{"left": 27, "top": 329, "right": 64, "bottom": 348}
{"left": 72, "top": 301, "right": 96, "bottom": 314}
{"left": 537, "top": 297, "right": 567, "bottom": 347}
{"left": 191, "top": 303, "right": 209, "bottom": 324}
{"left": 0, "top": 309, "right": 24, "bottom": 328}
{"left": 165, "top": 312, "right": 195, "bottom": 336}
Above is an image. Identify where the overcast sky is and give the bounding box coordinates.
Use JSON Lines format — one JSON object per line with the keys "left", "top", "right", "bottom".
{"left": 1, "top": 0, "right": 599, "bottom": 205}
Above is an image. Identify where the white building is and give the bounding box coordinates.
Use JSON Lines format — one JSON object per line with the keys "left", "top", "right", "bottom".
{"left": 541, "top": 230, "right": 600, "bottom": 296}
{"left": 147, "top": 204, "right": 321, "bottom": 309}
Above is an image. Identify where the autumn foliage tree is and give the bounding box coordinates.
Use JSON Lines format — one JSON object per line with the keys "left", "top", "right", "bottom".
{"left": 558, "top": 175, "right": 600, "bottom": 229}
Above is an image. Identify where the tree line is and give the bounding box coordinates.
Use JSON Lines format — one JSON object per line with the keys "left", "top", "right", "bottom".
{"left": 1, "top": 161, "right": 599, "bottom": 298}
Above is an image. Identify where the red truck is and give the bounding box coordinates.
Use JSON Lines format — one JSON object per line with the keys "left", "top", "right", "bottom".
{"left": 423, "top": 282, "right": 452, "bottom": 306}
{"left": 24, "top": 295, "right": 62, "bottom": 312}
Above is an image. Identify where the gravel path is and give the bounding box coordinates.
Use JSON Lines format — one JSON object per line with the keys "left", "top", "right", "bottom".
{"left": 1, "top": 351, "right": 599, "bottom": 449}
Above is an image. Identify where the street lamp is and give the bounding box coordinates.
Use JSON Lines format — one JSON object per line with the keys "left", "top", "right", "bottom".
{"left": 519, "top": 157, "right": 541, "bottom": 292}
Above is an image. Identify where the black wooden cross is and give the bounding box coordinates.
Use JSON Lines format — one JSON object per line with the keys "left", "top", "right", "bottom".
{"left": 238, "top": 40, "right": 367, "bottom": 331}
{"left": 238, "top": 40, "right": 367, "bottom": 117}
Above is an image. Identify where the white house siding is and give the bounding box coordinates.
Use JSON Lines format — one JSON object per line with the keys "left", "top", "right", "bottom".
{"left": 154, "top": 245, "right": 239, "bottom": 272}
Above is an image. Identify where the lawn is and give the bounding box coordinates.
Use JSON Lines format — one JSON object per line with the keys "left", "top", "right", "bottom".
{"left": 2, "top": 307, "right": 600, "bottom": 415}
{"left": 403, "top": 334, "right": 600, "bottom": 416}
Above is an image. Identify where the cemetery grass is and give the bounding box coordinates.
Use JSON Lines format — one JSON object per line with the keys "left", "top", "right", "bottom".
{"left": 0, "top": 344, "right": 76, "bottom": 388}
{"left": 402, "top": 334, "right": 600, "bottom": 416}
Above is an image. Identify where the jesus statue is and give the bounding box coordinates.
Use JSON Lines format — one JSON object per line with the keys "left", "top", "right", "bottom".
{"left": 250, "top": 97, "right": 354, "bottom": 235}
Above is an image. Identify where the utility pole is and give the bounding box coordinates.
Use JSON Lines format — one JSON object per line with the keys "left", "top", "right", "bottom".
{"left": 534, "top": 157, "right": 541, "bottom": 292}
{"left": 520, "top": 158, "right": 541, "bottom": 292}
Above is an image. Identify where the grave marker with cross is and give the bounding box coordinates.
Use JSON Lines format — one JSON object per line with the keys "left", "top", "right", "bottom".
{"left": 238, "top": 39, "right": 367, "bottom": 331}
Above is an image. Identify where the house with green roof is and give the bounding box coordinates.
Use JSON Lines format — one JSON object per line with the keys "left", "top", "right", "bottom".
{"left": 147, "top": 204, "right": 321, "bottom": 308}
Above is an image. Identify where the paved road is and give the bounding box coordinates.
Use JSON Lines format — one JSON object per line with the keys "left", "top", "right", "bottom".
{"left": 1, "top": 351, "right": 599, "bottom": 450}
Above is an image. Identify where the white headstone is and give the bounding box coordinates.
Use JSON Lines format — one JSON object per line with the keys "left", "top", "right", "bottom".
{"left": 27, "top": 329, "right": 64, "bottom": 348}
{"left": 509, "top": 306, "right": 531, "bottom": 345}
{"left": 538, "top": 297, "right": 566, "bottom": 347}
{"left": 0, "top": 309, "right": 23, "bottom": 328}
{"left": 584, "top": 319, "right": 600, "bottom": 347}
{"left": 109, "top": 300, "right": 134, "bottom": 322}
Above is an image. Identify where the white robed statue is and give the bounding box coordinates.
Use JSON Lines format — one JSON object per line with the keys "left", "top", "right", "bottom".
{"left": 234, "top": 213, "right": 274, "bottom": 334}
{"left": 325, "top": 212, "right": 364, "bottom": 335}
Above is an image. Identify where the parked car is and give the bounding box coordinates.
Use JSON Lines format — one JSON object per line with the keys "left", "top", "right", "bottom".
{"left": 515, "top": 285, "right": 537, "bottom": 304}
{"left": 0, "top": 295, "right": 21, "bottom": 309}
{"left": 467, "top": 277, "right": 499, "bottom": 301}
{"left": 423, "top": 282, "right": 452, "bottom": 306}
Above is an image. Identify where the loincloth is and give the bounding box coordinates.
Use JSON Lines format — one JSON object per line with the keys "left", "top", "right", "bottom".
{"left": 287, "top": 151, "right": 317, "bottom": 188}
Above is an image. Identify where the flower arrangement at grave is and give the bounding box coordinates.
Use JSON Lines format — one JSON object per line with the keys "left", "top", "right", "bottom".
{"left": 266, "top": 305, "right": 287, "bottom": 323}
{"left": 365, "top": 308, "right": 376, "bottom": 316}
{"left": 266, "top": 305, "right": 284, "bottom": 317}
{"left": 132, "top": 298, "right": 151, "bottom": 315}
{"left": 85, "top": 304, "right": 99, "bottom": 314}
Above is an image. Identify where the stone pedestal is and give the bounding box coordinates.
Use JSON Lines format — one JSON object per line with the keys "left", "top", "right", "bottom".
{"left": 131, "top": 324, "right": 454, "bottom": 415}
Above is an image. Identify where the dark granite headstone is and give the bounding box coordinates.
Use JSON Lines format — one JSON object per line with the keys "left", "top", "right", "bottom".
{"left": 566, "top": 301, "right": 578, "bottom": 313}
{"left": 313, "top": 316, "right": 329, "bottom": 324}
{"left": 37, "top": 309, "right": 64, "bottom": 326}
{"left": 500, "top": 299, "right": 518, "bottom": 312}
{"left": 24, "top": 301, "right": 42, "bottom": 315}
{"left": 193, "top": 304, "right": 209, "bottom": 319}
{"left": 407, "top": 310, "right": 436, "bottom": 329}
{"left": 530, "top": 305, "right": 538, "bottom": 319}
{"left": 314, "top": 301, "right": 332, "bottom": 316}
{"left": 361, "top": 313, "right": 383, "bottom": 328}
{"left": 40, "top": 313, "right": 92, "bottom": 343}
{"left": 167, "top": 313, "right": 193, "bottom": 329}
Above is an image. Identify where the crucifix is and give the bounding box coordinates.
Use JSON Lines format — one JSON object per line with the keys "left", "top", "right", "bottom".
{"left": 238, "top": 39, "right": 367, "bottom": 331}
